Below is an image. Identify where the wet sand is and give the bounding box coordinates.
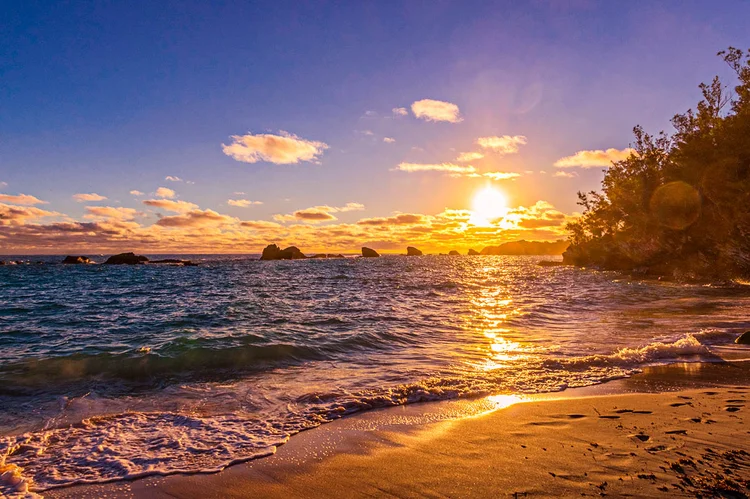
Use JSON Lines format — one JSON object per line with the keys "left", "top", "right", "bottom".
{"left": 47, "top": 362, "right": 750, "bottom": 498}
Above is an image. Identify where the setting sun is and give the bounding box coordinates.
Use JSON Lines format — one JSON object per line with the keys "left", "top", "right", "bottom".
{"left": 470, "top": 187, "right": 509, "bottom": 226}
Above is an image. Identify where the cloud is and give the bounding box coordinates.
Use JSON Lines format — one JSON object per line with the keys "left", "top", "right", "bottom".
{"left": 456, "top": 152, "right": 484, "bottom": 162}
{"left": 475, "top": 135, "right": 528, "bottom": 154}
{"left": 0, "top": 194, "right": 48, "bottom": 206}
{"left": 165, "top": 176, "right": 182, "bottom": 182}
{"left": 383, "top": 137, "right": 396, "bottom": 143}
{"left": 222, "top": 131, "right": 329, "bottom": 165}
{"left": 0, "top": 203, "right": 59, "bottom": 225}
{"left": 359, "top": 130, "right": 374, "bottom": 136}
{"left": 357, "top": 213, "right": 426, "bottom": 226}
{"left": 392, "top": 107, "right": 408, "bottom": 117}
{"left": 240, "top": 220, "right": 283, "bottom": 230}
{"left": 395, "top": 162, "right": 476, "bottom": 174}
{"left": 482, "top": 172, "right": 521, "bottom": 180}
{"left": 84, "top": 206, "right": 140, "bottom": 221}
{"left": 553, "top": 171, "right": 578, "bottom": 178}
{"left": 554, "top": 148, "right": 635, "bottom": 168}
{"left": 143, "top": 199, "right": 199, "bottom": 213}
{"left": 0, "top": 182, "right": 7, "bottom": 187}
{"left": 73, "top": 193, "right": 107, "bottom": 203}
{"left": 155, "top": 187, "right": 176, "bottom": 199}
{"left": 410, "top": 99, "right": 462, "bottom": 123}
{"left": 130, "top": 190, "right": 145, "bottom": 196}
{"left": 274, "top": 203, "right": 364, "bottom": 223}
{"left": 228, "top": 199, "right": 263, "bottom": 208}
{"left": 156, "top": 209, "right": 237, "bottom": 228}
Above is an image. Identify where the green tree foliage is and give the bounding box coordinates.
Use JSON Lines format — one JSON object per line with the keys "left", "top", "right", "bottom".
{"left": 565, "top": 48, "right": 750, "bottom": 279}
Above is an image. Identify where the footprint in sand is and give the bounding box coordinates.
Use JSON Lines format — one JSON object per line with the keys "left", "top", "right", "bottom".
{"left": 665, "top": 429, "right": 688, "bottom": 435}
{"left": 599, "top": 415, "right": 620, "bottom": 419}
{"left": 631, "top": 434, "right": 650, "bottom": 442}
{"left": 632, "top": 410, "right": 652, "bottom": 414}
{"left": 615, "top": 409, "right": 634, "bottom": 414}
{"left": 725, "top": 399, "right": 745, "bottom": 403}
{"left": 670, "top": 402, "right": 691, "bottom": 407}
{"left": 647, "top": 445, "right": 668, "bottom": 452}
{"left": 702, "top": 391, "right": 719, "bottom": 395}
{"left": 725, "top": 406, "right": 742, "bottom": 412}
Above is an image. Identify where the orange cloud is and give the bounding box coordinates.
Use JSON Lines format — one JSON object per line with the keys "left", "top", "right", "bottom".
{"left": 356, "top": 213, "right": 426, "bottom": 226}
{"left": 395, "top": 162, "right": 476, "bottom": 174}
{"left": 228, "top": 199, "right": 263, "bottom": 207}
{"left": 392, "top": 107, "right": 408, "bottom": 117}
{"left": 156, "top": 209, "right": 236, "bottom": 228}
{"left": 73, "top": 193, "right": 107, "bottom": 202}
{"left": 222, "top": 131, "right": 328, "bottom": 165}
{"left": 0, "top": 194, "right": 48, "bottom": 206}
{"left": 383, "top": 137, "right": 396, "bottom": 143}
{"left": 456, "top": 152, "right": 484, "bottom": 162}
{"left": 553, "top": 171, "right": 577, "bottom": 178}
{"left": 554, "top": 148, "right": 635, "bottom": 168}
{"left": 479, "top": 172, "right": 521, "bottom": 180}
{"left": 411, "top": 99, "right": 462, "bottom": 123}
{"left": 0, "top": 203, "right": 59, "bottom": 225}
{"left": 84, "top": 206, "right": 140, "bottom": 221}
{"left": 143, "top": 199, "right": 199, "bottom": 213}
{"left": 130, "top": 190, "right": 145, "bottom": 196}
{"left": 274, "top": 203, "right": 364, "bottom": 223}
{"left": 155, "top": 187, "right": 176, "bottom": 199}
{"left": 476, "top": 135, "right": 527, "bottom": 154}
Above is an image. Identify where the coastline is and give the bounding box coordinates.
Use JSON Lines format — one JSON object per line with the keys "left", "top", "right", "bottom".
{"left": 46, "top": 361, "right": 750, "bottom": 498}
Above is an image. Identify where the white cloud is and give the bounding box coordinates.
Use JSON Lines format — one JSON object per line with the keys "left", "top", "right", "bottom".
{"left": 395, "top": 162, "right": 476, "bottom": 174}
{"left": 228, "top": 199, "right": 263, "bottom": 208}
{"left": 73, "top": 193, "right": 107, "bottom": 203}
{"left": 392, "top": 107, "right": 408, "bottom": 117}
{"left": 359, "top": 130, "right": 374, "bottom": 136}
{"left": 156, "top": 187, "right": 176, "bottom": 199}
{"left": 475, "top": 135, "right": 527, "bottom": 155}
{"left": 553, "top": 171, "right": 578, "bottom": 178}
{"left": 143, "top": 199, "right": 199, "bottom": 213}
{"left": 554, "top": 148, "right": 635, "bottom": 168}
{"left": 482, "top": 172, "right": 521, "bottom": 180}
{"left": 0, "top": 194, "right": 48, "bottom": 206}
{"left": 165, "top": 176, "right": 182, "bottom": 182}
{"left": 411, "top": 99, "right": 462, "bottom": 123}
{"left": 130, "top": 190, "right": 145, "bottom": 196}
{"left": 222, "top": 131, "right": 329, "bottom": 165}
{"left": 383, "top": 137, "right": 396, "bottom": 143}
{"left": 456, "top": 152, "right": 484, "bottom": 162}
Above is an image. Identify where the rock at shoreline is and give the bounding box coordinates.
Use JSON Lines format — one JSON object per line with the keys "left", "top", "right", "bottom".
{"left": 406, "top": 246, "right": 423, "bottom": 256}
{"left": 104, "top": 252, "right": 149, "bottom": 265}
{"left": 449, "top": 250, "right": 460, "bottom": 256}
{"left": 260, "top": 244, "right": 306, "bottom": 260}
{"left": 468, "top": 249, "right": 480, "bottom": 256}
{"left": 737, "top": 331, "right": 750, "bottom": 345}
{"left": 361, "top": 247, "right": 380, "bottom": 258}
{"left": 62, "top": 256, "right": 91, "bottom": 264}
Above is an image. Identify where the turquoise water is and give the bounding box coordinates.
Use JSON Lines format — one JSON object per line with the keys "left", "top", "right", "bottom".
{"left": 1, "top": 255, "right": 750, "bottom": 493}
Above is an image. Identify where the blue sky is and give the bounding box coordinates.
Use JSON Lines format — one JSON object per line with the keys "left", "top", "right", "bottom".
{"left": 1, "top": 0, "right": 749, "bottom": 253}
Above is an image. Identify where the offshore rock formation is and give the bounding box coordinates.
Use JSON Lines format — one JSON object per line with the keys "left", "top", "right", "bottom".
{"left": 406, "top": 246, "right": 423, "bottom": 256}
{"left": 361, "top": 247, "right": 380, "bottom": 258}
{"left": 260, "top": 244, "right": 306, "bottom": 260}
{"left": 104, "top": 253, "right": 149, "bottom": 265}
{"left": 468, "top": 249, "right": 480, "bottom": 256}
{"left": 449, "top": 250, "right": 460, "bottom": 256}
{"left": 62, "top": 256, "right": 91, "bottom": 264}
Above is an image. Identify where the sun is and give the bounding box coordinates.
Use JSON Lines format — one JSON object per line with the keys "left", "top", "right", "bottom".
{"left": 470, "top": 187, "right": 509, "bottom": 226}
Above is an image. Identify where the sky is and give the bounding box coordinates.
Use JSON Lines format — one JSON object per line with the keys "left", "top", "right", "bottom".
{"left": 1, "top": 0, "right": 749, "bottom": 254}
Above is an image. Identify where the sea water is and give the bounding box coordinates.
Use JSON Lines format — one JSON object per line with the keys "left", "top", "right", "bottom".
{"left": 1, "top": 255, "right": 749, "bottom": 493}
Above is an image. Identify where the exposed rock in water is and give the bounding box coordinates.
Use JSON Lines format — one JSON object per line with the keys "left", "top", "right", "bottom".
{"left": 737, "top": 331, "right": 750, "bottom": 345}
{"left": 260, "top": 244, "right": 306, "bottom": 260}
{"left": 309, "top": 254, "right": 345, "bottom": 259}
{"left": 406, "top": 246, "right": 423, "bottom": 256}
{"left": 449, "top": 250, "right": 460, "bottom": 256}
{"left": 104, "top": 253, "right": 149, "bottom": 265}
{"left": 538, "top": 260, "right": 566, "bottom": 267}
{"left": 62, "top": 256, "right": 91, "bottom": 264}
{"left": 361, "top": 247, "right": 380, "bottom": 258}
{"left": 468, "top": 249, "right": 480, "bottom": 256}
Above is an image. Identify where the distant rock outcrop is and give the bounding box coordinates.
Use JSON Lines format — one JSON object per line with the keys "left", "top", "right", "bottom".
{"left": 62, "top": 256, "right": 91, "bottom": 264}
{"left": 406, "top": 246, "right": 423, "bottom": 256}
{"left": 104, "top": 252, "right": 149, "bottom": 265}
{"left": 736, "top": 331, "right": 750, "bottom": 345}
{"left": 361, "top": 247, "right": 380, "bottom": 258}
{"left": 468, "top": 249, "right": 480, "bottom": 256}
{"left": 449, "top": 250, "right": 460, "bottom": 256}
{"left": 260, "top": 244, "right": 306, "bottom": 260}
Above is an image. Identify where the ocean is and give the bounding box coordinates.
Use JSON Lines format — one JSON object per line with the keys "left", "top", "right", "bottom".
{"left": 1, "top": 255, "right": 749, "bottom": 493}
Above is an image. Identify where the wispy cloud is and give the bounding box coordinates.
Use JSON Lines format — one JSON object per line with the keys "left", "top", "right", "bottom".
{"left": 383, "top": 137, "right": 396, "bottom": 144}
{"left": 73, "top": 193, "right": 107, "bottom": 203}
{"left": 130, "top": 190, "right": 145, "bottom": 196}
{"left": 481, "top": 172, "right": 521, "bottom": 180}
{"left": 411, "top": 99, "right": 462, "bottom": 123}
{"left": 553, "top": 171, "right": 577, "bottom": 178}
{"left": 155, "top": 187, "right": 176, "bottom": 199}
{"left": 222, "top": 131, "right": 328, "bottom": 165}
{"left": 456, "top": 151, "right": 484, "bottom": 162}
{"left": 228, "top": 199, "right": 263, "bottom": 208}
{"left": 165, "top": 176, "right": 182, "bottom": 182}
{"left": 554, "top": 148, "right": 635, "bottom": 168}
{"left": 392, "top": 107, "right": 408, "bottom": 117}
{"left": 357, "top": 213, "right": 426, "bottom": 226}
{"left": 0, "top": 182, "right": 7, "bottom": 188}
{"left": 395, "top": 162, "right": 476, "bottom": 174}
{"left": 475, "top": 135, "right": 527, "bottom": 154}
{"left": 0, "top": 193, "right": 48, "bottom": 206}
{"left": 143, "top": 199, "right": 199, "bottom": 213}
{"left": 84, "top": 206, "right": 140, "bottom": 221}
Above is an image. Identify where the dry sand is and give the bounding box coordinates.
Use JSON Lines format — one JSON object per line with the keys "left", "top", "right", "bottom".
{"left": 46, "top": 363, "right": 750, "bottom": 498}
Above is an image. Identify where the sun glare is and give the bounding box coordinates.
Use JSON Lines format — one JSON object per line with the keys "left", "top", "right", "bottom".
{"left": 470, "top": 187, "right": 509, "bottom": 226}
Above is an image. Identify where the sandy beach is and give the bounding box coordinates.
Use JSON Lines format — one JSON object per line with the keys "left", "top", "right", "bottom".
{"left": 44, "top": 361, "right": 750, "bottom": 498}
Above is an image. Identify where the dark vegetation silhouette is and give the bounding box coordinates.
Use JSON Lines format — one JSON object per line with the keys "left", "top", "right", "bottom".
{"left": 564, "top": 48, "right": 750, "bottom": 280}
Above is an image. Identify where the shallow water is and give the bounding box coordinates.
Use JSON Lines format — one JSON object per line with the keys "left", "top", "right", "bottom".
{"left": 1, "top": 255, "right": 749, "bottom": 492}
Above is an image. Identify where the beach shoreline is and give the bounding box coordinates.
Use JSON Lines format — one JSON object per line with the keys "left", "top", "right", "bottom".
{"left": 45, "top": 361, "right": 750, "bottom": 498}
